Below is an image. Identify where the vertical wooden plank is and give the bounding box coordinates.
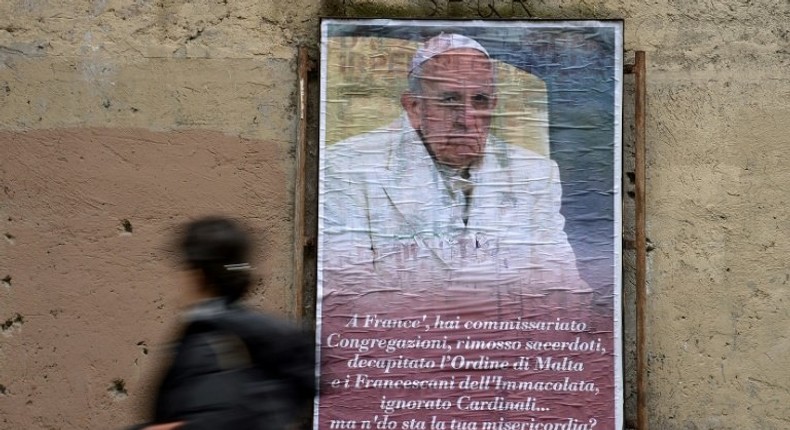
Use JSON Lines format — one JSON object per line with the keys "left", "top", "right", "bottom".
{"left": 293, "top": 46, "right": 309, "bottom": 320}
{"left": 634, "top": 50, "right": 648, "bottom": 430}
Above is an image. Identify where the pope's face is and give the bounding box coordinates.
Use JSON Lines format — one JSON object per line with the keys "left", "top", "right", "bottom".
{"left": 403, "top": 49, "right": 497, "bottom": 169}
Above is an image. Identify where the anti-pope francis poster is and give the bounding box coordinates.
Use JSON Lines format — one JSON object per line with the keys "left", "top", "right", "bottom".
{"left": 316, "top": 19, "right": 624, "bottom": 430}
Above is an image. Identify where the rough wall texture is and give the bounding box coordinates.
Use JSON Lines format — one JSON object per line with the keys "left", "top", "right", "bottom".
{"left": 1, "top": 1, "right": 788, "bottom": 429}
{"left": 0, "top": 1, "right": 322, "bottom": 427}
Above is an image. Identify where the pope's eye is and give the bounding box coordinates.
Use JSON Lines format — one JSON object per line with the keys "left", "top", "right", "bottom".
{"left": 440, "top": 94, "right": 460, "bottom": 104}
{"left": 472, "top": 94, "right": 492, "bottom": 109}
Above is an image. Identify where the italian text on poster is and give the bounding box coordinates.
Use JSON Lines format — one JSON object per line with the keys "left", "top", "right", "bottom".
{"left": 316, "top": 19, "right": 624, "bottom": 430}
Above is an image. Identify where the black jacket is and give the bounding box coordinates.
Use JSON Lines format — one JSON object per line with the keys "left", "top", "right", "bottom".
{"left": 139, "top": 300, "right": 315, "bottom": 430}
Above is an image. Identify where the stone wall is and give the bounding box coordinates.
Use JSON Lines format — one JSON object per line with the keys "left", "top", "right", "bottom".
{"left": 1, "top": 1, "right": 787, "bottom": 429}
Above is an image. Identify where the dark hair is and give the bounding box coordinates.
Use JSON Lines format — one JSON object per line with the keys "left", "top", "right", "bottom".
{"left": 179, "top": 216, "right": 253, "bottom": 303}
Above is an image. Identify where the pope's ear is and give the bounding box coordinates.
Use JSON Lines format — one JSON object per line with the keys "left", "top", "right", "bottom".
{"left": 400, "top": 91, "right": 418, "bottom": 112}
{"left": 401, "top": 92, "right": 422, "bottom": 128}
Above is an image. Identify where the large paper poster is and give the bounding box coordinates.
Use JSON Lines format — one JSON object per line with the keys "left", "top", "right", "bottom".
{"left": 317, "top": 19, "right": 623, "bottom": 430}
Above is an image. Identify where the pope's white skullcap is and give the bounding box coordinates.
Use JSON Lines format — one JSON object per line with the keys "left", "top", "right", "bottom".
{"left": 409, "top": 33, "right": 490, "bottom": 74}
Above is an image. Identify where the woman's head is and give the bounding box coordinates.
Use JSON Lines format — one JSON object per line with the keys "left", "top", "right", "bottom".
{"left": 178, "top": 216, "right": 253, "bottom": 303}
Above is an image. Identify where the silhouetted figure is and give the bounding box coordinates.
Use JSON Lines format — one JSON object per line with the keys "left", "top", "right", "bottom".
{"left": 129, "top": 216, "right": 315, "bottom": 430}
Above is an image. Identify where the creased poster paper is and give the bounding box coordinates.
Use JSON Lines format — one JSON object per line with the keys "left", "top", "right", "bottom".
{"left": 316, "top": 19, "right": 623, "bottom": 430}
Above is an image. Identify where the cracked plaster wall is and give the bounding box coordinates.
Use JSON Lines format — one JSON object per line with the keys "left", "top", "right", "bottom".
{"left": 0, "top": 1, "right": 788, "bottom": 429}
